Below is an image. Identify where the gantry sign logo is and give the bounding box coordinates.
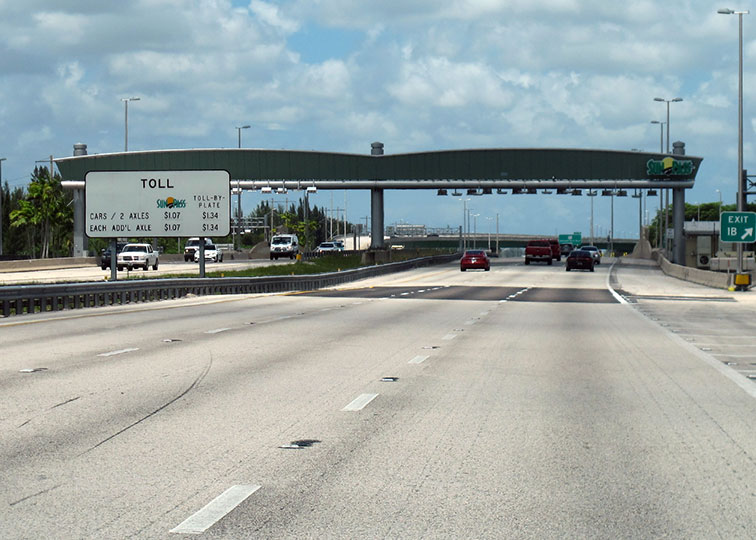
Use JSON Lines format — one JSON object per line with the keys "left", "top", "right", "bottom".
{"left": 646, "top": 157, "right": 695, "bottom": 177}
{"left": 156, "top": 197, "right": 187, "bottom": 209}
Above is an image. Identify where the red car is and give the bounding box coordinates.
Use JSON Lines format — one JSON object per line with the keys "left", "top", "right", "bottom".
{"left": 460, "top": 250, "right": 490, "bottom": 271}
{"left": 565, "top": 249, "right": 595, "bottom": 272}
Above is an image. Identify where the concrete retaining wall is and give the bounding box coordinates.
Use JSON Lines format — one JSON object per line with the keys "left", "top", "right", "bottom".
{"left": 652, "top": 252, "right": 736, "bottom": 289}
{"left": 0, "top": 257, "right": 97, "bottom": 273}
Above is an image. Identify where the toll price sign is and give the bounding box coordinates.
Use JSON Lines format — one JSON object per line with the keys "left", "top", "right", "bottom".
{"left": 85, "top": 170, "right": 230, "bottom": 238}
{"left": 720, "top": 211, "right": 756, "bottom": 243}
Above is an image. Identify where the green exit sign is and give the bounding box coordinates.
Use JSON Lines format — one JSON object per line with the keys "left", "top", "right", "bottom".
{"left": 720, "top": 211, "right": 756, "bottom": 242}
{"left": 559, "top": 232, "right": 582, "bottom": 245}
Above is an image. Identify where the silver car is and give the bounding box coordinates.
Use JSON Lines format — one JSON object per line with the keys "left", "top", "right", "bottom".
{"left": 580, "top": 245, "right": 601, "bottom": 265}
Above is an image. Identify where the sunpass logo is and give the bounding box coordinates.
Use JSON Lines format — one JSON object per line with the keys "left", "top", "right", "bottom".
{"left": 156, "top": 197, "right": 186, "bottom": 208}
{"left": 646, "top": 157, "right": 694, "bottom": 177}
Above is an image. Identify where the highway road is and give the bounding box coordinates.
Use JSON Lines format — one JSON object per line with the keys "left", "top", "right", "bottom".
{"left": 0, "top": 258, "right": 292, "bottom": 285}
{"left": 1, "top": 258, "right": 754, "bottom": 538}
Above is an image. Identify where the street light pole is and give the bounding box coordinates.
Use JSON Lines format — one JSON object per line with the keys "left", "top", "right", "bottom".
{"left": 654, "top": 97, "right": 682, "bottom": 153}
{"left": 718, "top": 8, "right": 749, "bottom": 275}
{"left": 459, "top": 198, "right": 470, "bottom": 250}
{"left": 0, "top": 157, "right": 5, "bottom": 256}
{"left": 588, "top": 190, "right": 595, "bottom": 243}
{"left": 650, "top": 120, "right": 665, "bottom": 152}
{"left": 121, "top": 97, "right": 140, "bottom": 151}
{"left": 610, "top": 188, "right": 614, "bottom": 255}
{"left": 472, "top": 213, "right": 479, "bottom": 249}
{"left": 651, "top": 120, "right": 665, "bottom": 248}
{"left": 717, "top": 189, "right": 723, "bottom": 217}
{"left": 654, "top": 97, "right": 682, "bottom": 254}
{"left": 233, "top": 125, "right": 251, "bottom": 251}
{"left": 236, "top": 125, "right": 250, "bottom": 149}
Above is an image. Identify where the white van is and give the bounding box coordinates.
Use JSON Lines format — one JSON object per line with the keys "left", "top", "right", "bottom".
{"left": 270, "top": 234, "right": 299, "bottom": 260}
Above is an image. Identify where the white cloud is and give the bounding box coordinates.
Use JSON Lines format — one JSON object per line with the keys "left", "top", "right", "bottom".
{"left": 249, "top": 0, "right": 299, "bottom": 33}
{"left": 0, "top": 0, "right": 749, "bottom": 233}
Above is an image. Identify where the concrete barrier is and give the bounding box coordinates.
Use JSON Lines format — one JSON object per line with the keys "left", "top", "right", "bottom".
{"left": 650, "top": 252, "right": 736, "bottom": 289}
{"left": 0, "top": 257, "right": 97, "bottom": 273}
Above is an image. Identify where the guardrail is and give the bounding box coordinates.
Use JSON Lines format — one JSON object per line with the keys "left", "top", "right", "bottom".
{"left": 0, "top": 254, "right": 459, "bottom": 318}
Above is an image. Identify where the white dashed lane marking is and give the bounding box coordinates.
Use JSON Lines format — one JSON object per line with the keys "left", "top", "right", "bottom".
{"left": 342, "top": 393, "right": 379, "bottom": 411}
{"left": 408, "top": 355, "right": 429, "bottom": 364}
{"left": 97, "top": 348, "right": 139, "bottom": 357}
{"left": 170, "top": 484, "right": 261, "bottom": 534}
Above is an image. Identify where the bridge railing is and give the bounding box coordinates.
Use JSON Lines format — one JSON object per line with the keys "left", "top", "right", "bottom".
{"left": 0, "top": 254, "right": 459, "bottom": 318}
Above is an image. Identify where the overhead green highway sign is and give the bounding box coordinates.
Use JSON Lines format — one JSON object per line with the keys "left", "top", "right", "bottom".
{"left": 720, "top": 211, "right": 756, "bottom": 243}
{"left": 559, "top": 232, "right": 582, "bottom": 245}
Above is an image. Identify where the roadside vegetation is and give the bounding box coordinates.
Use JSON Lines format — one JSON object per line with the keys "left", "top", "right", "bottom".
{"left": 162, "top": 254, "right": 364, "bottom": 279}
{"left": 137, "top": 249, "right": 451, "bottom": 280}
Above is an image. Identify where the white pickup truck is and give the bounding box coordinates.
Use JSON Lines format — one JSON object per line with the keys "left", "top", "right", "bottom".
{"left": 117, "top": 243, "right": 159, "bottom": 271}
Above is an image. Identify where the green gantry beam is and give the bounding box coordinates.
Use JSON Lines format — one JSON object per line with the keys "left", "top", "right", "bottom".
{"left": 56, "top": 147, "right": 702, "bottom": 186}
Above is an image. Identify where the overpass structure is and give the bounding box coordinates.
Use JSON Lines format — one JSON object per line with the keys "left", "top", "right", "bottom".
{"left": 56, "top": 142, "right": 702, "bottom": 264}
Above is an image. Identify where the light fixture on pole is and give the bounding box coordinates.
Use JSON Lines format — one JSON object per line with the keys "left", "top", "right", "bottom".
{"left": 233, "top": 125, "right": 251, "bottom": 251}
{"left": 121, "top": 97, "right": 140, "bottom": 152}
{"left": 236, "top": 125, "right": 250, "bottom": 148}
{"left": 653, "top": 97, "right": 682, "bottom": 153}
{"left": 0, "top": 157, "right": 5, "bottom": 256}
{"left": 718, "top": 7, "right": 749, "bottom": 276}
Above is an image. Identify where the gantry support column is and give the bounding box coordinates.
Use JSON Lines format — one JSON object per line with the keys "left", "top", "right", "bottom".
{"left": 673, "top": 187, "right": 685, "bottom": 265}
{"left": 369, "top": 142, "right": 385, "bottom": 250}
{"left": 672, "top": 141, "right": 686, "bottom": 265}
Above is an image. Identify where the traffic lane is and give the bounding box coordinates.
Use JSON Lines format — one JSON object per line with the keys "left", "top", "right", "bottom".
{"left": 612, "top": 261, "right": 756, "bottom": 383}
{"left": 0, "top": 290, "right": 501, "bottom": 538}
{"left": 342, "top": 256, "right": 610, "bottom": 291}
{"left": 633, "top": 298, "right": 756, "bottom": 383}
{"left": 2, "top": 276, "right": 755, "bottom": 537}
{"left": 302, "top": 285, "right": 618, "bottom": 303}
{"left": 211, "top": 301, "right": 755, "bottom": 538}
{"left": 0, "top": 290, "right": 400, "bottom": 421}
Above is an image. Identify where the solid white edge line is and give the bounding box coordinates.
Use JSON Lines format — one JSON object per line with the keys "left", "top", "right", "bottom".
{"left": 342, "top": 393, "right": 378, "bottom": 411}
{"left": 606, "top": 261, "right": 628, "bottom": 304}
{"left": 612, "top": 260, "right": 756, "bottom": 400}
{"left": 170, "top": 484, "right": 261, "bottom": 534}
{"left": 97, "top": 347, "right": 139, "bottom": 357}
{"left": 409, "top": 355, "right": 429, "bottom": 364}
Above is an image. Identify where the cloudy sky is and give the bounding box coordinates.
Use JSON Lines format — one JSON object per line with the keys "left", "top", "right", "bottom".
{"left": 0, "top": 0, "right": 752, "bottom": 239}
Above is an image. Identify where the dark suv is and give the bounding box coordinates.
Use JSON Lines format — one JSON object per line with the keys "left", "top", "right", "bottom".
{"left": 560, "top": 243, "right": 574, "bottom": 257}
{"left": 99, "top": 242, "right": 128, "bottom": 270}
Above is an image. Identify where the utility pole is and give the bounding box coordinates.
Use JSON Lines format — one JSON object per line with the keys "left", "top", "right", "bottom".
{"left": 0, "top": 157, "right": 6, "bottom": 256}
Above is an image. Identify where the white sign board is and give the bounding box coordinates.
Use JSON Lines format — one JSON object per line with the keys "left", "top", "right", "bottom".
{"left": 85, "top": 170, "right": 230, "bottom": 238}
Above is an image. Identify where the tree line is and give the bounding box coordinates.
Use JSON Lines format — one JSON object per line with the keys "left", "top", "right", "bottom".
{"left": 2, "top": 166, "right": 73, "bottom": 259}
